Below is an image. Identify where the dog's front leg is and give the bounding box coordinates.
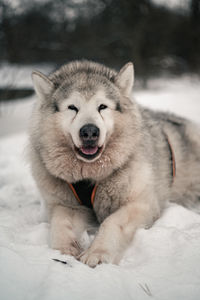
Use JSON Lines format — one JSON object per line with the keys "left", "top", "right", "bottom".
{"left": 50, "top": 205, "right": 95, "bottom": 257}
{"left": 79, "top": 201, "right": 159, "bottom": 267}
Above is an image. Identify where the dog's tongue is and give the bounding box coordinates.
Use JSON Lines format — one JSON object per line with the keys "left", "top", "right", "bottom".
{"left": 80, "top": 146, "right": 98, "bottom": 155}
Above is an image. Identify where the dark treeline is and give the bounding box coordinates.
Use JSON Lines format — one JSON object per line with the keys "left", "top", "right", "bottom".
{"left": 0, "top": 0, "right": 200, "bottom": 75}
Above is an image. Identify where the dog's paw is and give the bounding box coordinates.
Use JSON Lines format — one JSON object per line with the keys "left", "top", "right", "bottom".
{"left": 54, "top": 240, "right": 82, "bottom": 258}
{"left": 79, "top": 248, "right": 113, "bottom": 267}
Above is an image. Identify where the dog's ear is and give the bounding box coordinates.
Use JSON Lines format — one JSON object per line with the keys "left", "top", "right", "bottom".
{"left": 115, "top": 62, "right": 134, "bottom": 97}
{"left": 32, "top": 71, "right": 54, "bottom": 100}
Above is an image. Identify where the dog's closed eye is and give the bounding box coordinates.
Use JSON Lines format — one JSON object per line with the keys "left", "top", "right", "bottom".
{"left": 68, "top": 105, "right": 79, "bottom": 113}
{"left": 98, "top": 104, "right": 108, "bottom": 112}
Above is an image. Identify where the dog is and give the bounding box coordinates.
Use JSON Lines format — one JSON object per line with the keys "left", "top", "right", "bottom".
{"left": 29, "top": 60, "right": 200, "bottom": 267}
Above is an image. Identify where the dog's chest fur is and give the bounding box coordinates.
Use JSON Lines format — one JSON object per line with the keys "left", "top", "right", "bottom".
{"left": 69, "top": 179, "right": 124, "bottom": 223}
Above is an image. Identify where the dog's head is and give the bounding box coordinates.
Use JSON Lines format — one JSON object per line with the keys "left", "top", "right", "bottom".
{"left": 31, "top": 61, "right": 141, "bottom": 182}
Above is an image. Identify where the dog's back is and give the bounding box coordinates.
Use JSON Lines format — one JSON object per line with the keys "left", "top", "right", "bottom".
{"left": 140, "top": 108, "right": 200, "bottom": 211}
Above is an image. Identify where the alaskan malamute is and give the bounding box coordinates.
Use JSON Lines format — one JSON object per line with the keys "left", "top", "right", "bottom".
{"left": 29, "top": 60, "right": 200, "bottom": 267}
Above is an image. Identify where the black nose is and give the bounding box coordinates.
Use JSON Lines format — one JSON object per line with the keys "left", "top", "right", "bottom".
{"left": 80, "top": 124, "right": 100, "bottom": 142}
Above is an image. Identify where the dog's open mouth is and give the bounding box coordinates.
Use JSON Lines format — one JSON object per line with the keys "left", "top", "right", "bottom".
{"left": 75, "top": 145, "right": 103, "bottom": 160}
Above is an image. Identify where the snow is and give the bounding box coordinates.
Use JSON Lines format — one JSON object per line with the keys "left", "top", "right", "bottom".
{"left": 151, "top": 0, "right": 190, "bottom": 11}
{"left": 0, "top": 63, "right": 53, "bottom": 137}
{"left": 0, "top": 70, "right": 200, "bottom": 300}
{"left": 136, "top": 75, "right": 200, "bottom": 123}
{"left": 0, "top": 63, "right": 54, "bottom": 88}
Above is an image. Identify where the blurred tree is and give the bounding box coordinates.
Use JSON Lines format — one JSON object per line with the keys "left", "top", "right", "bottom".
{"left": 0, "top": 0, "right": 13, "bottom": 61}
{"left": 190, "top": 0, "right": 200, "bottom": 69}
{"left": 191, "top": 0, "right": 200, "bottom": 21}
{"left": 0, "top": 0, "right": 199, "bottom": 75}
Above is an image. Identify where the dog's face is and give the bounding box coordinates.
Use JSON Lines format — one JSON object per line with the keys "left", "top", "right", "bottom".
{"left": 31, "top": 61, "right": 140, "bottom": 182}
{"left": 59, "top": 89, "right": 116, "bottom": 162}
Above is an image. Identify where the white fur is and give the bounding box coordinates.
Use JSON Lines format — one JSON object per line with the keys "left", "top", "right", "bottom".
{"left": 60, "top": 89, "right": 115, "bottom": 162}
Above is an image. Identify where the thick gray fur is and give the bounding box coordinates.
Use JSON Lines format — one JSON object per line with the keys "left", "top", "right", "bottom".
{"left": 29, "top": 60, "right": 200, "bottom": 267}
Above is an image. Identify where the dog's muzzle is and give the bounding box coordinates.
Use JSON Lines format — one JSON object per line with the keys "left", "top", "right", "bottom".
{"left": 76, "top": 123, "right": 103, "bottom": 160}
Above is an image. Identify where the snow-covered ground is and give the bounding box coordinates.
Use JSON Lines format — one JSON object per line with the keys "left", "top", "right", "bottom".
{"left": 0, "top": 63, "right": 53, "bottom": 136}
{"left": 0, "top": 67, "right": 200, "bottom": 300}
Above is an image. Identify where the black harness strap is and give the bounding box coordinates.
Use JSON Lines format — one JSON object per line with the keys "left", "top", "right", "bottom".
{"left": 71, "top": 180, "right": 96, "bottom": 209}
{"left": 164, "top": 133, "right": 176, "bottom": 182}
